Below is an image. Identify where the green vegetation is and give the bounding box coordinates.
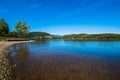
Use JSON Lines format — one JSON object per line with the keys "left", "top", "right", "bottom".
{"left": 15, "top": 22, "right": 30, "bottom": 38}
{"left": 63, "top": 33, "right": 120, "bottom": 41}
{"left": 0, "top": 18, "right": 54, "bottom": 41}
{"left": 0, "top": 37, "right": 28, "bottom": 41}
{"left": 0, "top": 19, "right": 30, "bottom": 41}
{"left": 0, "top": 19, "right": 9, "bottom": 37}
{"left": 27, "top": 32, "right": 53, "bottom": 40}
{"left": 1, "top": 18, "right": 120, "bottom": 41}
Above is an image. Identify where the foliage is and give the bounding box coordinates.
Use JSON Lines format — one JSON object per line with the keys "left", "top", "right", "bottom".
{"left": 0, "top": 19, "right": 54, "bottom": 41}
{"left": 63, "top": 33, "right": 120, "bottom": 41}
{"left": 0, "top": 37, "right": 27, "bottom": 41}
{"left": 27, "top": 32, "right": 53, "bottom": 39}
{"left": 0, "top": 19, "right": 9, "bottom": 36}
{"left": 7, "top": 31, "right": 17, "bottom": 37}
{"left": 15, "top": 22, "right": 30, "bottom": 38}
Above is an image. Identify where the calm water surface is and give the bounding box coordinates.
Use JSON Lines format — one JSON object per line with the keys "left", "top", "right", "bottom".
{"left": 9, "top": 40, "right": 120, "bottom": 80}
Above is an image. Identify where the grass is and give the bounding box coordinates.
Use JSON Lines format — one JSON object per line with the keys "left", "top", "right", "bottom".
{"left": 0, "top": 37, "right": 9, "bottom": 41}
{"left": 0, "top": 37, "right": 29, "bottom": 41}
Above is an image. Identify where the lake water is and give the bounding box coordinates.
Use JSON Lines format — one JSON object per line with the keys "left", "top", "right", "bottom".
{"left": 9, "top": 40, "right": 120, "bottom": 80}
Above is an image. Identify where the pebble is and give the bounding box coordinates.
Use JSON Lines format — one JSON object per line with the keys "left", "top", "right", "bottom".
{"left": 0, "top": 50, "right": 13, "bottom": 80}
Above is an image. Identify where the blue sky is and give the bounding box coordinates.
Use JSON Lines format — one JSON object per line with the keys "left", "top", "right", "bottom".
{"left": 0, "top": 0, "right": 120, "bottom": 35}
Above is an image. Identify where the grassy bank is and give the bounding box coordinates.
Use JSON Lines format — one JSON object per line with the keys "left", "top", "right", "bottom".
{"left": 0, "top": 37, "right": 29, "bottom": 41}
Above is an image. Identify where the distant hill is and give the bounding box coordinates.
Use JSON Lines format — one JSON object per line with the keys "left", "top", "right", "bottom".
{"left": 63, "top": 33, "right": 120, "bottom": 41}
{"left": 53, "top": 35, "right": 62, "bottom": 37}
{"left": 52, "top": 35, "right": 62, "bottom": 39}
{"left": 27, "top": 32, "right": 53, "bottom": 39}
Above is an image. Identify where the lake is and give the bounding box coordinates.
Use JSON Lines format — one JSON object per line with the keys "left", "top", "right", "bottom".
{"left": 9, "top": 40, "right": 120, "bottom": 80}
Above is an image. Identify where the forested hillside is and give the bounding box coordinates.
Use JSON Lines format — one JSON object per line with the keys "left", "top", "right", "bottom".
{"left": 63, "top": 33, "right": 120, "bottom": 41}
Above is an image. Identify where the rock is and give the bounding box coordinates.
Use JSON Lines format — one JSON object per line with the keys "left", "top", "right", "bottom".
{"left": 0, "top": 53, "right": 12, "bottom": 80}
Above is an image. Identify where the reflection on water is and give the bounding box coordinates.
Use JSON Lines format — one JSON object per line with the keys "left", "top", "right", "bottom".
{"left": 9, "top": 40, "right": 120, "bottom": 80}
{"left": 10, "top": 43, "right": 30, "bottom": 62}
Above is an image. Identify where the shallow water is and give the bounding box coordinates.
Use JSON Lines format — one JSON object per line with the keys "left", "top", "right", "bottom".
{"left": 9, "top": 40, "right": 120, "bottom": 80}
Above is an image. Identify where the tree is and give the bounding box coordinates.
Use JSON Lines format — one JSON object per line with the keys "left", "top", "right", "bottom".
{"left": 15, "top": 22, "right": 30, "bottom": 38}
{"left": 0, "top": 19, "right": 9, "bottom": 36}
{"left": 7, "top": 31, "right": 17, "bottom": 37}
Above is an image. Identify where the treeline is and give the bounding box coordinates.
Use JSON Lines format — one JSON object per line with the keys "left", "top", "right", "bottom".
{"left": 0, "top": 19, "right": 53, "bottom": 40}
{"left": 0, "top": 19, "right": 29, "bottom": 38}
{"left": 63, "top": 33, "right": 120, "bottom": 41}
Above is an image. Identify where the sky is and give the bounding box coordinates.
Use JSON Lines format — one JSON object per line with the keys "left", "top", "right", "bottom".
{"left": 0, "top": 0, "right": 120, "bottom": 35}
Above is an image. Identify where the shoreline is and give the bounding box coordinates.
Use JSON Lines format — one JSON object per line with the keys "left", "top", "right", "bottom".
{"left": 0, "top": 40, "right": 34, "bottom": 55}
{"left": 0, "top": 40, "right": 34, "bottom": 80}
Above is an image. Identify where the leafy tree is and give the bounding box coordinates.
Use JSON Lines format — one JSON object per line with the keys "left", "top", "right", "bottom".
{"left": 0, "top": 19, "right": 9, "bottom": 36}
{"left": 15, "top": 22, "right": 30, "bottom": 38}
{"left": 7, "top": 31, "right": 17, "bottom": 37}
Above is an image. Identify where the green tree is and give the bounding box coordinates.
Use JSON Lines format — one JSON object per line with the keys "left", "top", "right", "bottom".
{"left": 15, "top": 22, "right": 30, "bottom": 38}
{"left": 0, "top": 19, "right": 9, "bottom": 36}
{"left": 7, "top": 31, "right": 17, "bottom": 37}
